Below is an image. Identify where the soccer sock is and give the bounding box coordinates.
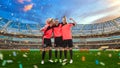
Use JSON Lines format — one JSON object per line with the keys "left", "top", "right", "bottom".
{"left": 55, "top": 50, "right": 58, "bottom": 58}
{"left": 49, "top": 50, "right": 52, "bottom": 60}
{"left": 60, "top": 50, "right": 62, "bottom": 59}
{"left": 64, "top": 50, "right": 67, "bottom": 59}
{"left": 70, "top": 50, "right": 73, "bottom": 59}
{"left": 42, "top": 51, "right": 46, "bottom": 60}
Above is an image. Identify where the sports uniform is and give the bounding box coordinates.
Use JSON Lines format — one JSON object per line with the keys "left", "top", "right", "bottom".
{"left": 62, "top": 23, "right": 75, "bottom": 64}
{"left": 53, "top": 23, "right": 63, "bottom": 62}
{"left": 53, "top": 23, "right": 63, "bottom": 47}
{"left": 41, "top": 25, "right": 53, "bottom": 47}
{"left": 62, "top": 23, "right": 75, "bottom": 48}
{"left": 41, "top": 24, "right": 53, "bottom": 64}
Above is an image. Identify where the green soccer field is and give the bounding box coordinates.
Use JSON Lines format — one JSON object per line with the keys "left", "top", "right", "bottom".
{"left": 0, "top": 49, "right": 120, "bottom": 68}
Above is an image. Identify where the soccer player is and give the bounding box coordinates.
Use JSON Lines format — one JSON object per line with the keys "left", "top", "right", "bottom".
{"left": 53, "top": 18, "right": 63, "bottom": 63}
{"left": 40, "top": 18, "right": 54, "bottom": 64}
{"left": 62, "top": 16, "right": 76, "bottom": 64}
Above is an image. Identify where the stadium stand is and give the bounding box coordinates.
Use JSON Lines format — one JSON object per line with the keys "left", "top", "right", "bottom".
{"left": 0, "top": 17, "right": 120, "bottom": 49}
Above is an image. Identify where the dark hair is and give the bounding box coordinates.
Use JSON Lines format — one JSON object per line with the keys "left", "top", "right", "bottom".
{"left": 63, "top": 16, "right": 66, "bottom": 18}
{"left": 55, "top": 18, "right": 58, "bottom": 20}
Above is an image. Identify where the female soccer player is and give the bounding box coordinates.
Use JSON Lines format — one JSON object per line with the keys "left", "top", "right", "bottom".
{"left": 53, "top": 18, "right": 63, "bottom": 63}
{"left": 40, "top": 18, "right": 54, "bottom": 64}
{"left": 62, "top": 16, "right": 76, "bottom": 64}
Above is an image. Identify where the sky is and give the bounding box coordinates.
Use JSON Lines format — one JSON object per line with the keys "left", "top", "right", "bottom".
{"left": 0, "top": 0, "right": 120, "bottom": 24}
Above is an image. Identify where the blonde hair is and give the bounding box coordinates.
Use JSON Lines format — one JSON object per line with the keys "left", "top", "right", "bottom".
{"left": 46, "top": 18, "right": 53, "bottom": 25}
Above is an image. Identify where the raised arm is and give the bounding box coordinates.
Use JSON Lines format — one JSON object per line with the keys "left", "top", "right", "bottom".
{"left": 69, "top": 18, "right": 77, "bottom": 25}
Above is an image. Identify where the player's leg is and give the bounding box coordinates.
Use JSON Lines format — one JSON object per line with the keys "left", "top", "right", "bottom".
{"left": 55, "top": 37, "right": 63, "bottom": 63}
{"left": 47, "top": 39, "right": 53, "bottom": 63}
{"left": 68, "top": 40, "right": 73, "bottom": 64}
{"left": 41, "top": 38, "right": 47, "bottom": 64}
{"left": 58, "top": 37, "right": 64, "bottom": 63}
{"left": 62, "top": 40, "right": 68, "bottom": 65}
{"left": 48, "top": 46, "right": 53, "bottom": 63}
{"left": 54, "top": 38, "right": 58, "bottom": 62}
{"left": 63, "top": 48, "right": 67, "bottom": 62}
{"left": 59, "top": 47, "right": 63, "bottom": 63}
{"left": 41, "top": 48, "right": 46, "bottom": 64}
{"left": 62, "top": 47, "right": 67, "bottom": 65}
{"left": 63, "top": 40, "right": 67, "bottom": 62}
{"left": 69, "top": 47, "right": 73, "bottom": 64}
{"left": 54, "top": 47, "right": 59, "bottom": 62}
{"left": 41, "top": 39, "right": 47, "bottom": 65}
{"left": 55, "top": 48, "right": 58, "bottom": 58}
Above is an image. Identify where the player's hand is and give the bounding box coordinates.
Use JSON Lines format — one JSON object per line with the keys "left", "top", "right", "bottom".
{"left": 69, "top": 18, "right": 73, "bottom": 20}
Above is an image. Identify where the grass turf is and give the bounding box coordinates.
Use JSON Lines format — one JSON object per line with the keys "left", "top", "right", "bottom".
{"left": 0, "top": 49, "right": 120, "bottom": 68}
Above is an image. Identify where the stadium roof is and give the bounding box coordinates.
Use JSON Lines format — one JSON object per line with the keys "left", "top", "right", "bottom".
{"left": 0, "top": 16, "right": 120, "bottom": 35}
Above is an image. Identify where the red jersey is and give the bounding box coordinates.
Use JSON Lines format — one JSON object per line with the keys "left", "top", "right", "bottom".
{"left": 62, "top": 23, "right": 74, "bottom": 40}
{"left": 41, "top": 25, "right": 53, "bottom": 39}
{"left": 53, "top": 23, "right": 62, "bottom": 37}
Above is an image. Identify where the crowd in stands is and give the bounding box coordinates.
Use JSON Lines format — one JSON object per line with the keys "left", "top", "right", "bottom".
{"left": 0, "top": 39, "right": 120, "bottom": 49}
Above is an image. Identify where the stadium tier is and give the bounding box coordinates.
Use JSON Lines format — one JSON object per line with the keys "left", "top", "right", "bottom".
{"left": 0, "top": 17, "right": 120, "bottom": 49}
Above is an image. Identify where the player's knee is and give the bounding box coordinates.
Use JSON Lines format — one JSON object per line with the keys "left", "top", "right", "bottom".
{"left": 68, "top": 47, "right": 72, "bottom": 50}
{"left": 64, "top": 47, "right": 67, "bottom": 50}
{"left": 55, "top": 47, "right": 58, "bottom": 50}
{"left": 60, "top": 47, "right": 63, "bottom": 50}
{"left": 42, "top": 48, "right": 46, "bottom": 51}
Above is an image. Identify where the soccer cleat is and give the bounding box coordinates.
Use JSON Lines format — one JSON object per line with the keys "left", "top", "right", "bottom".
{"left": 63, "top": 59, "right": 67, "bottom": 62}
{"left": 41, "top": 60, "right": 44, "bottom": 64}
{"left": 48, "top": 59, "right": 54, "bottom": 63}
{"left": 62, "top": 62, "right": 67, "bottom": 66}
{"left": 59, "top": 59, "right": 62, "bottom": 63}
{"left": 54, "top": 59, "right": 58, "bottom": 63}
{"left": 69, "top": 59, "right": 73, "bottom": 64}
